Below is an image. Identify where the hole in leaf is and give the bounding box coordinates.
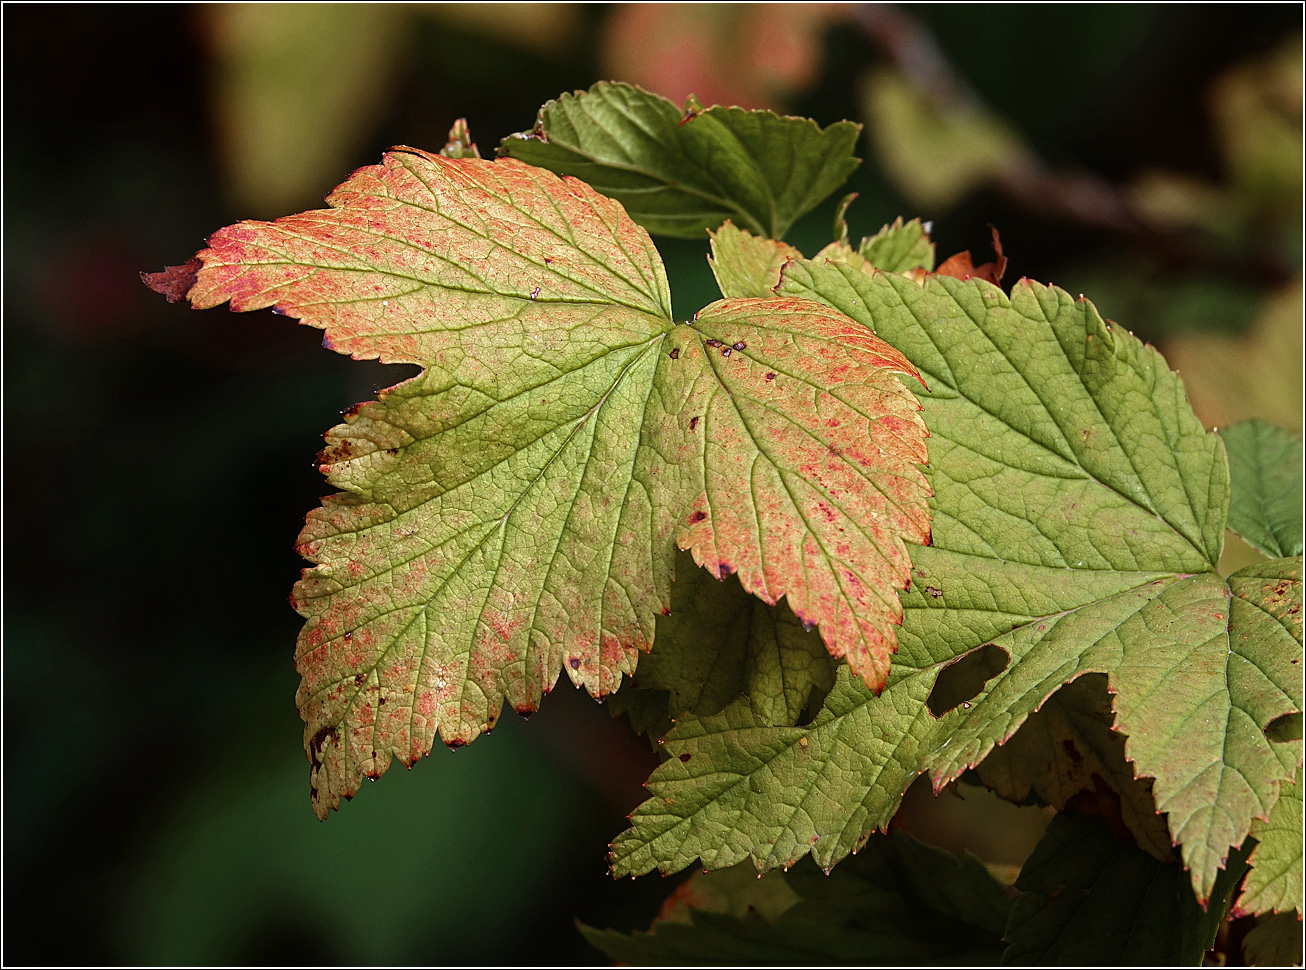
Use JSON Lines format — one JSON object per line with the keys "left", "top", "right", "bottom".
{"left": 1265, "top": 711, "right": 1303, "bottom": 743}
{"left": 927, "top": 643, "right": 1009, "bottom": 716}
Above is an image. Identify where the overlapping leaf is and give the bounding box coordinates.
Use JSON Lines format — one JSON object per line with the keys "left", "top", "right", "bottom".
{"left": 1237, "top": 770, "right": 1303, "bottom": 916}
{"left": 161, "top": 151, "right": 930, "bottom": 817}
{"left": 1243, "top": 912, "right": 1305, "bottom": 966}
{"left": 586, "top": 833, "right": 1010, "bottom": 965}
{"left": 613, "top": 235, "right": 1303, "bottom": 901}
{"left": 973, "top": 674, "right": 1174, "bottom": 861}
{"left": 498, "top": 81, "right": 861, "bottom": 239}
{"left": 857, "top": 217, "right": 936, "bottom": 275}
{"left": 1002, "top": 813, "right": 1250, "bottom": 965}
{"left": 632, "top": 550, "right": 835, "bottom": 728}
{"left": 707, "top": 221, "right": 800, "bottom": 300}
{"left": 1220, "top": 419, "right": 1304, "bottom": 559}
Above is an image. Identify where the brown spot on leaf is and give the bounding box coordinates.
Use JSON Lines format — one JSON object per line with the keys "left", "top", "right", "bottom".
{"left": 733, "top": 341, "right": 746, "bottom": 351}
{"left": 679, "top": 753, "right": 691, "bottom": 762}
{"left": 308, "top": 725, "right": 339, "bottom": 771}
{"left": 569, "top": 657, "right": 581, "bottom": 670}
{"left": 669, "top": 347, "right": 680, "bottom": 359}
{"left": 704, "top": 338, "right": 723, "bottom": 348}
{"left": 765, "top": 372, "right": 776, "bottom": 381}
{"left": 689, "top": 416, "right": 699, "bottom": 430}
{"left": 925, "top": 586, "right": 942, "bottom": 598}
{"left": 141, "top": 257, "right": 202, "bottom": 303}
{"left": 689, "top": 510, "right": 707, "bottom": 523}
{"left": 721, "top": 347, "right": 731, "bottom": 357}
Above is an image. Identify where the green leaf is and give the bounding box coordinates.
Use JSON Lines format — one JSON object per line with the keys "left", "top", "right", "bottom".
{"left": 204, "top": 4, "right": 411, "bottom": 215}
{"left": 1002, "top": 812, "right": 1251, "bottom": 966}
{"left": 169, "top": 151, "right": 930, "bottom": 816}
{"left": 437, "top": 118, "right": 481, "bottom": 159}
{"left": 857, "top": 217, "right": 936, "bottom": 274}
{"left": 615, "top": 261, "right": 1302, "bottom": 903}
{"left": 587, "top": 832, "right": 1010, "bottom": 965}
{"left": 636, "top": 550, "right": 835, "bottom": 727}
{"left": 1238, "top": 773, "right": 1304, "bottom": 917}
{"left": 707, "top": 220, "right": 935, "bottom": 307}
{"left": 1243, "top": 912, "right": 1305, "bottom": 966}
{"left": 1220, "top": 419, "right": 1304, "bottom": 558}
{"left": 781, "top": 265, "right": 1300, "bottom": 900}
{"left": 497, "top": 81, "right": 861, "bottom": 239}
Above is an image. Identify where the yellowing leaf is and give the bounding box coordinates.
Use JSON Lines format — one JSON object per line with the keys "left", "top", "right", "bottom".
{"left": 707, "top": 221, "right": 801, "bottom": 299}
{"left": 161, "top": 151, "right": 931, "bottom": 816}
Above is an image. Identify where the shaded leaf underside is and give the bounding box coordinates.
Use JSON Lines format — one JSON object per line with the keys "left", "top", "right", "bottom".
{"left": 1003, "top": 812, "right": 1250, "bottom": 965}
{"left": 586, "top": 832, "right": 1010, "bottom": 966}
{"left": 634, "top": 550, "right": 836, "bottom": 728}
{"left": 182, "top": 152, "right": 930, "bottom": 817}
{"left": 613, "top": 244, "right": 1303, "bottom": 902}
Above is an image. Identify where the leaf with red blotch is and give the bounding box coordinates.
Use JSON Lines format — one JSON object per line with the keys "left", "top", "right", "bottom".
{"left": 151, "top": 148, "right": 930, "bottom": 817}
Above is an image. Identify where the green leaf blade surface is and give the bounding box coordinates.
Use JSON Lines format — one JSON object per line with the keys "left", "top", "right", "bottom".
{"left": 1220, "top": 419, "right": 1304, "bottom": 558}
{"left": 1238, "top": 774, "right": 1304, "bottom": 916}
{"left": 858, "top": 217, "right": 936, "bottom": 274}
{"left": 777, "top": 263, "right": 1291, "bottom": 899}
{"left": 497, "top": 81, "right": 861, "bottom": 239}
{"left": 707, "top": 221, "right": 800, "bottom": 299}
{"left": 617, "top": 257, "right": 1300, "bottom": 902}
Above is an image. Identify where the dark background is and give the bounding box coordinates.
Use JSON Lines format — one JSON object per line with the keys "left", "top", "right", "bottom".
{"left": 4, "top": 4, "right": 1301, "bottom": 964}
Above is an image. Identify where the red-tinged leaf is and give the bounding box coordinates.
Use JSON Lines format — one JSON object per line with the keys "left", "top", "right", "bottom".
{"left": 935, "top": 226, "right": 1006, "bottom": 285}
{"left": 664, "top": 298, "right": 930, "bottom": 689}
{"left": 159, "top": 149, "right": 931, "bottom": 817}
{"left": 140, "top": 257, "right": 201, "bottom": 303}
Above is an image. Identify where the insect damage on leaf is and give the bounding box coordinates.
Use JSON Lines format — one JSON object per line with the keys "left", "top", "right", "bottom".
{"left": 147, "top": 130, "right": 932, "bottom": 818}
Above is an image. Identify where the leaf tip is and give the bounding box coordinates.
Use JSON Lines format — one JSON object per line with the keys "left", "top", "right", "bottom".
{"left": 141, "top": 256, "right": 202, "bottom": 303}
